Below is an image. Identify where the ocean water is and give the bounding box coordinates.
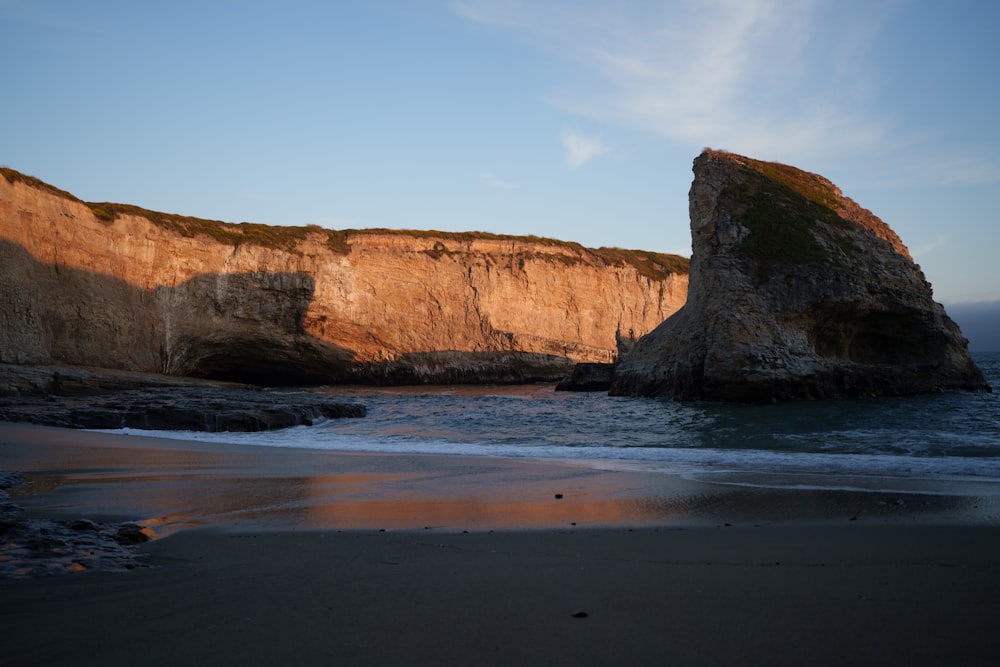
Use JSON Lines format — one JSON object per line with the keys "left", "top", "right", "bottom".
{"left": 114, "top": 352, "right": 1000, "bottom": 495}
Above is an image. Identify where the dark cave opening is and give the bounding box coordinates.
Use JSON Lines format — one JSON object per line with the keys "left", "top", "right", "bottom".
{"left": 808, "top": 306, "right": 947, "bottom": 366}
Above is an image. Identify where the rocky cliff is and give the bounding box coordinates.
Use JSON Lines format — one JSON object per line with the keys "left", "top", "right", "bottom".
{"left": 0, "top": 168, "right": 687, "bottom": 385}
{"left": 611, "top": 149, "right": 989, "bottom": 401}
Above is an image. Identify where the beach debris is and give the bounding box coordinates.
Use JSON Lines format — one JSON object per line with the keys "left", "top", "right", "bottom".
{"left": 1, "top": 481, "right": 150, "bottom": 579}
{"left": 70, "top": 518, "right": 101, "bottom": 532}
{"left": 0, "top": 516, "right": 151, "bottom": 579}
{"left": 0, "top": 470, "right": 24, "bottom": 492}
{"left": 115, "top": 522, "right": 151, "bottom": 544}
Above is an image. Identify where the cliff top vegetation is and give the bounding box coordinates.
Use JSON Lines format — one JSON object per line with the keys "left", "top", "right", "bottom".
{"left": 701, "top": 149, "right": 858, "bottom": 276}
{"left": 702, "top": 149, "right": 844, "bottom": 211}
{"left": 2, "top": 167, "right": 688, "bottom": 279}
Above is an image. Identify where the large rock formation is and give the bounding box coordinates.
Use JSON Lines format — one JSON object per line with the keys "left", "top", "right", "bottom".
{"left": 0, "top": 169, "right": 687, "bottom": 385}
{"left": 611, "top": 149, "right": 989, "bottom": 401}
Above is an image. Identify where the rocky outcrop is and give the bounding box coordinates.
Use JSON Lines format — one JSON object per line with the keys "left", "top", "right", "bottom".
{"left": 554, "top": 363, "right": 615, "bottom": 392}
{"left": 611, "top": 150, "right": 989, "bottom": 401}
{"left": 0, "top": 169, "right": 688, "bottom": 385}
{"left": 0, "top": 363, "right": 253, "bottom": 397}
{"left": 0, "top": 385, "right": 365, "bottom": 431}
{"left": 1, "top": 473, "right": 152, "bottom": 578}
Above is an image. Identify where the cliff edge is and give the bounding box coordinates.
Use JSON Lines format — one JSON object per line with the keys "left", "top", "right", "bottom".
{"left": 0, "top": 168, "right": 687, "bottom": 385}
{"left": 611, "top": 149, "right": 989, "bottom": 401}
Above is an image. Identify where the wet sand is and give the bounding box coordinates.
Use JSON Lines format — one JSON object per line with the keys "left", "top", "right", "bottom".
{"left": 2, "top": 422, "right": 1000, "bottom": 665}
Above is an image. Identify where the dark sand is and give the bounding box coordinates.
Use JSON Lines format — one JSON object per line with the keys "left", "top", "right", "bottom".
{"left": 2, "top": 422, "right": 1000, "bottom": 665}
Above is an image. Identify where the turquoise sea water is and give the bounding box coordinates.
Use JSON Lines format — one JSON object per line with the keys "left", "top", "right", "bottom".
{"left": 115, "top": 352, "right": 1000, "bottom": 495}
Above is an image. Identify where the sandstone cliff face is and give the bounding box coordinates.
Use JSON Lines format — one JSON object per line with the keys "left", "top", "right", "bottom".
{"left": 0, "top": 170, "right": 687, "bottom": 384}
{"left": 611, "top": 150, "right": 989, "bottom": 401}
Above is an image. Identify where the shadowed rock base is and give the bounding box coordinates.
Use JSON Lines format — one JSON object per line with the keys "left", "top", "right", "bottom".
{"left": 555, "top": 363, "right": 615, "bottom": 392}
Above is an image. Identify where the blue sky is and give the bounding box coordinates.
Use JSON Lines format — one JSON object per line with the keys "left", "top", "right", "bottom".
{"left": 2, "top": 1, "right": 998, "bottom": 344}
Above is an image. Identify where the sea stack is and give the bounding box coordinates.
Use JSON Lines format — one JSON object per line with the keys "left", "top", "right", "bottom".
{"left": 611, "top": 149, "right": 990, "bottom": 402}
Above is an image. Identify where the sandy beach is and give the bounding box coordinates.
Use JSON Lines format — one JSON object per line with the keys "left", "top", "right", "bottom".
{"left": 2, "top": 422, "right": 999, "bottom": 665}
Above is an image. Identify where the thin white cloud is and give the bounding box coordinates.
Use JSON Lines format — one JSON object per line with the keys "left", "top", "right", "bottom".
{"left": 911, "top": 234, "right": 949, "bottom": 258}
{"left": 866, "top": 147, "right": 1000, "bottom": 188}
{"left": 561, "top": 129, "right": 612, "bottom": 168}
{"left": 454, "top": 0, "right": 890, "bottom": 163}
{"left": 451, "top": 1, "right": 512, "bottom": 27}
{"left": 915, "top": 155, "right": 1000, "bottom": 186}
{"left": 480, "top": 172, "right": 514, "bottom": 189}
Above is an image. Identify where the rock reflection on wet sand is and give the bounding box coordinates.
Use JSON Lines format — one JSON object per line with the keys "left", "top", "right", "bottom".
{"left": 3, "top": 422, "right": 994, "bottom": 547}
{"left": 3, "top": 423, "right": 705, "bottom": 539}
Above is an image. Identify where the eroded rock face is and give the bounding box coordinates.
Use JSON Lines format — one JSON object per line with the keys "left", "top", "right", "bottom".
{"left": 0, "top": 170, "right": 687, "bottom": 385}
{"left": 611, "top": 150, "right": 989, "bottom": 401}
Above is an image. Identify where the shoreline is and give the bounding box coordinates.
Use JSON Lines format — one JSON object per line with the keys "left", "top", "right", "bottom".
{"left": 3, "top": 422, "right": 1000, "bottom": 665}
{"left": 3, "top": 421, "right": 998, "bottom": 535}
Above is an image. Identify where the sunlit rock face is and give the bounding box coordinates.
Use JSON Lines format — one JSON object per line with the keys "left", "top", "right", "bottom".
{"left": 0, "top": 169, "right": 687, "bottom": 385}
{"left": 611, "top": 149, "right": 989, "bottom": 402}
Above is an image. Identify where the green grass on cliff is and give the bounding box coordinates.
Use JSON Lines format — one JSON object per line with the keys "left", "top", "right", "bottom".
{"left": 2, "top": 167, "right": 349, "bottom": 254}
{"left": 726, "top": 177, "right": 831, "bottom": 267}
{"left": 725, "top": 153, "right": 843, "bottom": 211}
{"left": 1, "top": 167, "right": 81, "bottom": 203}
{"left": 708, "top": 151, "right": 858, "bottom": 277}
{"left": 88, "top": 202, "right": 351, "bottom": 254}
{"left": 592, "top": 247, "right": 690, "bottom": 279}
{"left": 359, "top": 228, "right": 688, "bottom": 279}
{"left": 2, "top": 167, "right": 688, "bottom": 278}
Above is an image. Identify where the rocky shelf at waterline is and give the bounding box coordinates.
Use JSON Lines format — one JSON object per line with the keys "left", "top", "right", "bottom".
{"left": 0, "top": 385, "right": 365, "bottom": 432}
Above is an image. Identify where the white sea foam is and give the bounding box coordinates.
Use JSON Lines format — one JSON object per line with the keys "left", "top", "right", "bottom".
{"left": 93, "top": 353, "right": 1000, "bottom": 496}
{"left": 97, "top": 421, "right": 1000, "bottom": 495}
